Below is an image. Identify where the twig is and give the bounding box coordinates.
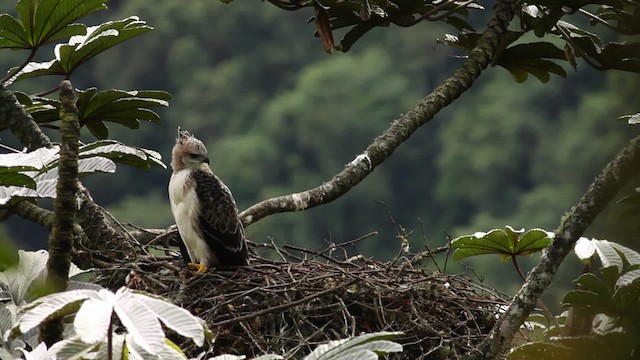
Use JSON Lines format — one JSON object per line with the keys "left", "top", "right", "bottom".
{"left": 419, "top": 217, "right": 442, "bottom": 272}
{"left": 211, "top": 279, "right": 358, "bottom": 327}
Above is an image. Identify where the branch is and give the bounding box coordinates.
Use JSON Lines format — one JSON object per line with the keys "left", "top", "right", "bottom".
{"left": 13, "top": 200, "right": 89, "bottom": 246}
{"left": 470, "top": 134, "right": 640, "bottom": 359}
{"left": 41, "top": 80, "right": 80, "bottom": 346}
{"left": 2, "top": 83, "right": 135, "bottom": 267}
{"left": 239, "top": 0, "right": 517, "bottom": 226}
{"left": 0, "top": 84, "right": 53, "bottom": 150}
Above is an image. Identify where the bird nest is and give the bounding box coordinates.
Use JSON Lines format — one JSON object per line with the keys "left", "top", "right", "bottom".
{"left": 89, "top": 236, "right": 506, "bottom": 359}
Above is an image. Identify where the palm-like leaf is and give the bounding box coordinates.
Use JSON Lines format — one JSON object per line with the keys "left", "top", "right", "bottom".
{"left": 14, "top": 287, "right": 207, "bottom": 358}
{"left": 0, "top": 140, "right": 165, "bottom": 206}
{"left": 6, "top": 16, "right": 152, "bottom": 82}
{"left": 9, "top": 88, "right": 171, "bottom": 139}
{"left": 303, "top": 331, "right": 403, "bottom": 360}
{"left": 0, "top": 0, "right": 107, "bottom": 49}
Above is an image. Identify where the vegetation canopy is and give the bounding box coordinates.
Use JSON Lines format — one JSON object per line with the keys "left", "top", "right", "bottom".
{"left": 0, "top": 0, "right": 639, "bottom": 359}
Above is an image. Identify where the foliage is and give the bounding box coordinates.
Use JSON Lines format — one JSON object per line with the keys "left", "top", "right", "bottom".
{"left": 1, "top": 251, "right": 404, "bottom": 359}
{"left": 11, "top": 287, "right": 208, "bottom": 359}
{"left": 507, "top": 238, "right": 640, "bottom": 359}
{"left": 10, "top": 88, "right": 170, "bottom": 139}
{"left": 0, "top": 0, "right": 107, "bottom": 50}
{"left": 451, "top": 226, "right": 553, "bottom": 261}
{"left": 0, "top": 140, "right": 165, "bottom": 206}
{"left": 302, "top": 331, "right": 403, "bottom": 360}
{"left": 0, "top": 250, "right": 97, "bottom": 360}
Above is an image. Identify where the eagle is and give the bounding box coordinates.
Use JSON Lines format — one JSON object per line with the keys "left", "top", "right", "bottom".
{"left": 168, "top": 128, "right": 248, "bottom": 272}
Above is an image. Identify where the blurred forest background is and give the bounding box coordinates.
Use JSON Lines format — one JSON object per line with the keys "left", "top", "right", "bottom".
{"left": 1, "top": 0, "right": 638, "bottom": 298}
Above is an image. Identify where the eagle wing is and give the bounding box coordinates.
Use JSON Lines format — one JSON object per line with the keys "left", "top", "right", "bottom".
{"left": 191, "top": 169, "right": 248, "bottom": 266}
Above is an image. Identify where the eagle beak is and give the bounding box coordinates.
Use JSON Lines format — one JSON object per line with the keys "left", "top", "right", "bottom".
{"left": 203, "top": 157, "right": 210, "bottom": 164}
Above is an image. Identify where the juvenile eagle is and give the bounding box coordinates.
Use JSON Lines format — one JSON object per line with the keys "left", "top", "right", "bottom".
{"left": 168, "top": 128, "right": 248, "bottom": 271}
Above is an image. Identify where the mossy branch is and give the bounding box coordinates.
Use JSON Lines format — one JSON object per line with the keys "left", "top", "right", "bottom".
{"left": 239, "top": 0, "right": 517, "bottom": 226}
{"left": 471, "top": 134, "right": 640, "bottom": 359}
{"left": 0, "top": 84, "right": 53, "bottom": 150}
{"left": 41, "top": 80, "right": 80, "bottom": 346}
{"left": 2, "top": 82, "right": 130, "bottom": 267}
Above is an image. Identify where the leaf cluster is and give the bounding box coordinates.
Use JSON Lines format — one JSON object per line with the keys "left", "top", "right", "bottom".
{"left": 0, "top": 0, "right": 170, "bottom": 139}
{"left": 0, "top": 140, "right": 165, "bottom": 207}
{"left": 0, "top": 0, "right": 170, "bottom": 210}
{"left": 508, "top": 239, "right": 640, "bottom": 359}
{"left": 255, "top": 0, "right": 640, "bottom": 82}
{"left": 451, "top": 225, "right": 553, "bottom": 262}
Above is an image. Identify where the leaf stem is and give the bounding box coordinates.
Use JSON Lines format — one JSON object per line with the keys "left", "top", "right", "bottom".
{"left": 0, "top": 48, "right": 37, "bottom": 85}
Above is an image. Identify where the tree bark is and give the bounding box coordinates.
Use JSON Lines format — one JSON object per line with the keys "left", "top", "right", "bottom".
{"left": 470, "top": 134, "right": 640, "bottom": 359}
{"left": 0, "top": 84, "right": 53, "bottom": 150}
{"left": 2, "top": 83, "right": 130, "bottom": 268}
{"left": 40, "top": 81, "right": 80, "bottom": 346}
{"left": 239, "top": 0, "right": 517, "bottom": 226}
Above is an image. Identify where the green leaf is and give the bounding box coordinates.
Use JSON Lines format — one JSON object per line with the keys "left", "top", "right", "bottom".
{"left": 0, "top": 14, "right": 30, "bottom": 49}
{"left": 56, "top": 17, "right": 153, "bottom": 73}
{"left": 574, "top": 272, "right": 613, "bottom": 297}
{"left": 451, "top": 226, "right": 550, "bottom": 260}
{"left": 617, "top": 192, "right": 640, "bottom": 204}
{"left": 0, "top": 250, "right": 49, "bottom": 304}
{"left": 13, "top": 88, "right": 170, "bottom": 137}
{"left": 618, "top": 113, "right": 640, "bottom": 124}
{"left": 499, "top": 58, "right": 567, "bottom": 83}
{"left": 436, "top": 32, "right": 481, "bottom": 52}
{"left": 86, "top": 119, "right": 109, "bottom": 139}
{"left": 561, "top": 289, "right": 614, "bottom": 314}
{"left": 516, "top": 229, "right": 553, "bottom": 254}
{"left": 0, "top": 173, "right": 36, "bottom": 189}
{"left": 608, "top": 241, "right": 640, "bottom": 266}
{"left": 593, "top": 240, "right": 624, "bottom": 272}
{"left": 7, "top": 16, "right": 152, "bottom": 82}
{"left": 16, "top": 0, "right": 108, "bottom": 47}
{"left": 5, "top": 60, "right": 66, "bottom": 85}
{"left": 574, "top": 237, "right": 596, "bottom": 261}
{"left": 611, "top": 278, "right": 640, "bottom": 313}
{"left": 616, "top": 269, "right": 640, "bottom": 288}
{"left": 78, "top": 140, "right": 166, "bottom": 170}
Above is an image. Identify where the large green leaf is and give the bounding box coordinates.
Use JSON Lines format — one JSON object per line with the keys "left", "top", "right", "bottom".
{"left": 0, "top": 250, "right": 49, "bottom": 305}
{"left": 0, "top": 0, "right": 107, "bottom": 49}
{"left": 562, "top": 272, "right": 615, "bottom": 314}
{"left": 0, "top": 141, "right": 164, "bottom": 206}
{"left": 451, "top": 226, "right": 552, "bottom": 261}
{"left": 10, "top": 88, "right": 170, "bottom": 138}
{"left": 7, "top": 16, "right": 152, "bottom": 82}
{"left": 77, "top": 140, "right": 166, "bottom": 170}
{"left": 0, "top": 14, "right": 31, "bottom": 49}
{"left": 57, "top": 17, "right": 152, "bottom": 73}
{"left": 0, "top": 147, "right": 58, "bottom": 192}
{"left": 131, "top": 291, "right": 205, "bottom": 347}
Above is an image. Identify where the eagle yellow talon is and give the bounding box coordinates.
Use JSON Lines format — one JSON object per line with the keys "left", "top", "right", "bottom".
{"left": 187, "top": 263, "right": 208, "bottom": 274}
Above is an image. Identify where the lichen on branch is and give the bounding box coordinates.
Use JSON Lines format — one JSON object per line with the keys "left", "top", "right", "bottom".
{"left": 239, "top": 0, "right": 517, "bottom": 226}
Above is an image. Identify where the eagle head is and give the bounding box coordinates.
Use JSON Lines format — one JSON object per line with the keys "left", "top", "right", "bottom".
{"left": 171, "top": 127, "right": 210, "bottom": 172}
